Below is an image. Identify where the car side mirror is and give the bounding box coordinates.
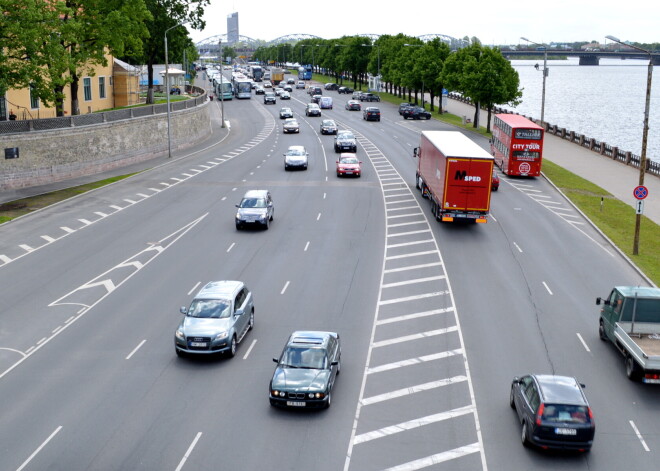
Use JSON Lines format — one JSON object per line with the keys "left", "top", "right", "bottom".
{"left": 180, "top": 306, "right": 187, "bottom": 315}
{"left": 235, "top": 204, "right": 240, "bottom": 208}
{"left": 596, "top": 297, "right": 601, "bottom": 305}
{"left": 273, "top": 357, "right": 279, "bottom": 363}
{"left": 331, "top": 361, "right": 339, "bottom": 366}
{"left": 234, "top": 308, "right": 244, "bottom": 317}
{"left": 413, "top": 147, "right": 419, "bottom": 158}
{"left": 580, "top": 383, "right": 587, "bottom": 388}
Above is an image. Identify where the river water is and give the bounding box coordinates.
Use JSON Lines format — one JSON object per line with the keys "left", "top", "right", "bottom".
{"left": 500, "top": 58, "right": 660, "bottom": 163}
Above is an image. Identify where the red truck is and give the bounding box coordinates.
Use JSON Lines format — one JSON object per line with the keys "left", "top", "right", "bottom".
{"left": 414, "top": 131, "right": 494, "bottom": 223}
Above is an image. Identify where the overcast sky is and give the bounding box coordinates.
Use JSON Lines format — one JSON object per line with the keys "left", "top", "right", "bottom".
{"left": 187, "top": 0, "right": 659, "bottom": 47}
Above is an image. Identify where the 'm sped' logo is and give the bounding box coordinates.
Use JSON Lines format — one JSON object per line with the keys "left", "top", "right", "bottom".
{"left": 454, "top": 170, "right": 481, "bottom": 182}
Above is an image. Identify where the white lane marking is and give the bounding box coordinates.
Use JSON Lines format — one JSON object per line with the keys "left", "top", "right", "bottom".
{"left": 175, "top": 432, "right": 203, "bottom": 471}
{"left": 94, "top": 212, "right": 108, "bottom": 218}
{"left": 304, "top": 241, "right": 310, "bottom": 252}
{"left": 60, "top": 226, "right": 75, "bottom": 233}
{"left": 37, "top": 337, "right": 47, "bottom": 345}
{"left": 124, "top": 198, "right": 137, "bottom": 203}
{"left": 381, "top": 275, "right": 446, "bottom": 289}
{"left": 362, "top": 376, "right": 468, "bottom": 406}
{"left": 317, "top": 213, "right": 321, "bottom": 221}
{"left": 126, "top": 339, "right": 147, "bottom": 360}
{"left": 353, "top": 406, "right": 474, "bottom": 445}
{"left": 243, "top": 339, "right": 257, "bottom": 360}
{"left": 372, "top": 326, "right": 459, "bottom": 348}
{"left": 379, "top": 291, "right": 450, "bottom": 306}
{"left": 387, "top": 220, "right": 428, "bottom": 228}
{"left": 386, "top": 239, "right": 435, "bottom": 249}
{"left": 629, "top": 421, "right": 650, "bottom": 451}
{"left": 513, "top": 242, "right": 523, "bottom": 253}
{"left": 227, "top": 243, "right": 235, "bottom": 253}
{"left": 281, "top": 281, "right": 290, "bottom": 295}
{"left": 542, "top": 281, "right": 553, "bottom": 295}
{"left": 386, "top": 205, "right": 419, "bottom": 212}
{"left": 16, "top": 426, "right": 63, "bottom": 471}
{"left": 384, "top": 262, "right": 442, "bottom": 274}
{"left": 367, "top": 350, "right": 463, "bottom": 374}
{"left": 387, "top": 212, "right": 424, "bottom": 219}
{"left": 188, "top": 282, "right": 201, "bottom": 296}
{"left": 19, "top": 244, "right": 34, "bottom": 252}
{"left": 110, "top": 205, "right": 123, "bottom": 211}
{"left": 384, "top": 443, "right": 481, "bottom": 471}
{"left": 576, "top": 333, "right": 591, "bottom": 353}
{"left": 490, "top": 215, "right": 497, "bottom": 222}
{"left": 52, "top": 326, "right": 63, "bottom": 334}
{"left": 0, "top": 254, "right": 11, "bottom": 264}
{"left": 323, "top": 193, "right": 326, "bottom": 199}
{"left": 41, "top": 235, "right": 56, "bottom": 243}
{"left": 387, "top": 229, "right": 432, "bottom": 238}
{"left": 376, "top": 307, "right": 454, "bottom": 325}
{"left": 385, "top": 250, "right": 437, "bottom": 260}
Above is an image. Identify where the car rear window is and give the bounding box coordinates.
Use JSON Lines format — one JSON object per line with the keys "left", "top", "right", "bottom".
{"left": 542, "top": 404, "right": 590, "bottom": 424}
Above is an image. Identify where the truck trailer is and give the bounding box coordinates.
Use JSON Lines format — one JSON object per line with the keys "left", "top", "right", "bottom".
{"left": 414, "top": 131, "right": 494, "bottom": 223}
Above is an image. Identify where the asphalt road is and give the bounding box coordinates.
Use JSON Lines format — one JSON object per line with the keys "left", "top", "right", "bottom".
{"left": 0, "top": 76, "right": 657, "bottom": 471}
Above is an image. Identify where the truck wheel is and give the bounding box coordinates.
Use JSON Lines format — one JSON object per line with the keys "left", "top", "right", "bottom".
{"left": 415, "top": 174, "right": 421, "bottom": 190}
{"left": 599, "top": 320, "right": 607, "bottom": 341}
{"left": 625, "top": 356, "right": 641, "bottom": 381}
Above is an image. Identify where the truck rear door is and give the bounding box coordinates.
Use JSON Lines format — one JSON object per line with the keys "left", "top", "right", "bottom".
{"left": 444, "top": 158, "right": 492, "bottom": 211}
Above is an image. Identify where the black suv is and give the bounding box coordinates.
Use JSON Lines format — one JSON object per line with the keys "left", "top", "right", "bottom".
{"left": 363, "top": 107, "right": 381, "bottom": 121}
{"left": 324, "top": 83, "right": 339, "bottom": 91}
{"left": 269, "top": 331, "right": 341, "bottom": 409}
{"left": 338, "top": 86, "right": 354, "bottom": 94}
{"left": 359, "top": 93, "right": 380, "bottom": 102}
{"left": 334, "top": 130, "right": 357, "bottom": 153}
{"left": 510, "top": 374, "right": 595, "bottom": 451}
{"left": 402, "top": 106, "right": 431, "bottom": 120}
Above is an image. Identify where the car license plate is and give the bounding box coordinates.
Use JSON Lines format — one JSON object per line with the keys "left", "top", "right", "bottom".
{"left": 643, "top": 378, "right": 660, "bottom": 384}
{"left": 555, "top": 428, "right": 577, "bottom": 435}
{"left": 190, "top": 342, "right": 207, "bottom": 347}
{"left": 286, "top": 401, "right": 305, "bottom": 407}
{"left": 345, "top": 171, "right": 353, "bottom": 175}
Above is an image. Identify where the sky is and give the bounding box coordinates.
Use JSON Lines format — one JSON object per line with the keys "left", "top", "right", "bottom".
{"left": 187, "top": 0, "right": 659, "bottom": 46}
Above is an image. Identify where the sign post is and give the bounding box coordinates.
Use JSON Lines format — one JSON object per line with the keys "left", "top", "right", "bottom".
{"left": 632, "top": 185, "right": 649, "bottom": 254}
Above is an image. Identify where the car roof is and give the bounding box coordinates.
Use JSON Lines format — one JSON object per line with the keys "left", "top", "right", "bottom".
{"left": 287, "top": 145, "right": 306, "bottom": 152}
{"left": 195, "top": 280, "right": 243, "bottom": 299}
{"left": 615, "top": 286, "right": 660, "bottom": 298}
{"left": 243, "top": 189, "right": 269, "bottom": 199}
{"left": 287, "top": 330, "right": 338, "bottom": 348}
{"left": 534, "top": 375, "right": 588, "bottom": 405}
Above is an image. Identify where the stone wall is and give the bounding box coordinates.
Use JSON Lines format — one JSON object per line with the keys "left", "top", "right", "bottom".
{"left": 0, "top": 101, "right": 211, "bottom": 191}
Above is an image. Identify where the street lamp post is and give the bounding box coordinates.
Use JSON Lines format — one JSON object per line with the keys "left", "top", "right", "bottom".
{"left": 164, "top": 22, "right": 187, "bottom": 158}
{"left": 520, "top": 37, "right": 548, "bottom": 127}
{"left": 218, "top": 40, "right": 226, "bottom": 129}
{"left": 607, "top": 35, "right": 653, "bottom": 255}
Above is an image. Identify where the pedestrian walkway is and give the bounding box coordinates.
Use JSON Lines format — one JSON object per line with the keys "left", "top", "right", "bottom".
{"left": 445, "top": 99, "right": 660, "bottom": 226}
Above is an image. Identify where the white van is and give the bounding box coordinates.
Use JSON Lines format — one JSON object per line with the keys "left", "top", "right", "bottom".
{"left": 319, "top": 96, "right": 333, "bottom": 110}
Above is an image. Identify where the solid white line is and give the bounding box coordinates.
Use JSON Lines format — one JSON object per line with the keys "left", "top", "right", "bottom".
{"left": 379, "top": 291, "right": 450, "bottom": 306}
{"left": 385, "top": 250, "right": 438, "bottom": 260}
{"left": 386, "top": 239, "right": 435, "bottom": 249}
{"left": 382, "top": 275, "right": 446, "bottom": 288}
{"left": 386, "top": 205, "right": 419, "bottom": 212}
{"left": 376, "top": 307, "right": 454, "bottom": 325}
{"left": 629, "top": 420, "right": 650, "bottom": 451}
{"left": 385, "top": 197, "right": 416, "bottom": 204}
{"left": 281, "top": 281, "right": 290, "bottom": 295}
{"left": 576, "top": 333, "right": 591, "bottom": 353}
{"left": 372, "top": 326, "right": 458, "bottom": 348}
{"left": 175, "top": 432, "right": 203, "bottom": 471}
{"left": 52, "top": 326, "right": 63, "bottom": 334}
{"left": 362, "top": 376, "right": 468, "bottom": 405}
{"left": 387, "top": 220, "right": 427, "bottom": 228}
{"left": 126, "top": 339, "right": 147, "bottom": 360}
{"left": 16, "top": 426, "right": 63, "bottom": 471}
{"left": 387, "top": 212, "right": 424, "bottom": 219}
{"left": 384, "top": 262, "right": 442, "bottom": 273}
{"left": 542, "top": 281, "right": 553, "bottom": 295}
{"left": 243, "top": 339, "right": 257, "bottom": 360}
{"left": 227, "top": 243, "right": 235, "bottom": 253}
{"left": 387, "top": 229, "right": 431, "bottom": 238}
{"left": 383, "top": 443, "right": 481, "bottom": 471}
{"left": 353, "top": 406, "right": 473, "bottom": 445}
{"left": 367, "top": 349, "right": 463, "bottom": 374}
{"left": 188, "top": 282, "right": 201, "bottom": 296}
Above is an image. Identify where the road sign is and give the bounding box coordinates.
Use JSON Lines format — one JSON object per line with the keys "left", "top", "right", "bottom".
{"left": 633, "top": 185, "right": 648, "bottom": 200}
{"left": 636, "top": 200, "right": 645, "bottom": 215}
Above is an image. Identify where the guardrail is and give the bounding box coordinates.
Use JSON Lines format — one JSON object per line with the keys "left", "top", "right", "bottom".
{"left": 448, "top": 93, "right": 660, "bottom": 178}
{"left": 0, "top": 87, "right": 207, "bottom": 135}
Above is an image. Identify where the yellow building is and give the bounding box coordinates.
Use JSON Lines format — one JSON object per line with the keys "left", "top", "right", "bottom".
{"left": 2, "top": 54, "right": 139, "bottom": 120}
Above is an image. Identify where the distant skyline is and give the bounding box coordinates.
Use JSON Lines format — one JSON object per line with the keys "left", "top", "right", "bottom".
{"left": 187, "top": 0, "right": 659, "bottom": 46}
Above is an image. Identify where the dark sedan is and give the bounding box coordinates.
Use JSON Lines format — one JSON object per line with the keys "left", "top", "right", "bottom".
{"left": 269, "top": 331, "right": 341, "bottom": 409}
{"left": 338, "top": 86, "right": 354, "bottom": 94}
{"left": 363, "top": 107, "right": 380, "bottom": 121}
{"left": 402, "top": 106, "right": 431, "bottom": 120}
{"left": 320, "top": 119, "right": 338, "bottom": 135}
{"left": 334, "top": 131, "right": 357, "bottom": 153}
{"left": 345, "top": 100, "right": 361, "bottom": 111}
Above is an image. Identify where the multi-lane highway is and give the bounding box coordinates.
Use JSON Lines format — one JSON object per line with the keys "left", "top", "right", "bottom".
{"left": 0, "top": 75, "right": 657, "bottom": 471}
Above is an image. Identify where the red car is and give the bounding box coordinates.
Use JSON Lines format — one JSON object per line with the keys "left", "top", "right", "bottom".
{"left": 336, "top": 153, "right": 362, "bottom": 177}
{"left": 491, "top": 169, "right": 500, "bottom": 191}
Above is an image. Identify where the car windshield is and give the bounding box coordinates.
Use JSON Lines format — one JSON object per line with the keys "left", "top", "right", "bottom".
{"left": 280, "top": 347, "right": 327, "bottom": 369}
{"left": 187, "top": 299, "right": 231, "bottom": 319}
{"left": 542, "top": 404, "right": 591, "bottom": 424}
{"left": 340, "top": 157, "right": 359, "bottom": 164}
{"left": 338, "top": 134, "right": 354, "bottom": 140}
{"left": 322, "top": 120, "right": 335, "bottom": 126}
{"left": 287, "top": 148, "right": 305, "bottom": 156}
{"left": 284, "top": 119, "right": 297, "bottom": 125}
{"left": 240, "top": 197, "right": 267, "bottom": 208}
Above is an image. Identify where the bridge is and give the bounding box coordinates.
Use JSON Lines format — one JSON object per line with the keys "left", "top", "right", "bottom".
{"left": 503, "top": 50, "right": 660, "bottom": 65}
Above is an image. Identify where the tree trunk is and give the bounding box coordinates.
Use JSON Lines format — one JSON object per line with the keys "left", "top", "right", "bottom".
{"left": 473, "top": 102, "right": 479, "bottom": 128}
{"left": 70, "top": 72, "right": 80, "bottom": 115}
{"left": 146, "top": 61, "right": 155, "bottom": 105}
{"left": 486, "top": 106, "right": 492, "bottom": 133}
{"left": 54, "top": 85, "right": 65, "bottom": 117}
{"left": 429, "top": 92, "right": 435, "bottom": 112}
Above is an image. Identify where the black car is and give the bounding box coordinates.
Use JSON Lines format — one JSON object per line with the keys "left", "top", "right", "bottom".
{"left": 402, "top": 106, "right": 431, "bottom": 120}
{"left": 269, "top": 331, "right": 341, "bottom": 409}
{"left": 398, "top": 102, "right": 414, "bottom": 115}
{"left": 334, "top": 130, "right": 357, "bottom": 153}
{"left": 511, "top": 375, "right": 595, "bottom": 452}
{"left": 363, "top": 107, "right": 380, "bottom": 121}
{"left": 338, "top": 86, "right": 354, "bottom": 94}
{"left": 264, "top": 92, "right": 276, "bottom": 104}
{"left": 324, "top": 83, "right": 339, "bottom": 91}
{"left": 320, "top": 119, "right": 338, "bottom": 135}
{"left": 305, "top": 103, "right": 322, "bottom": 117}
{"left": 359, "top": 93, "right": 380, "bottom": 102}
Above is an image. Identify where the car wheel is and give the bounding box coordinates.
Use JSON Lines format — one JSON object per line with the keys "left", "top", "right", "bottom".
{"left": 426, "top": 115, "right": 431, "bottom": 120}
{"left": 336, "top": 357, "right": 341, "bottom": 374}
{"left": 626, "top": 356, "right": 641, "bottom": 381}
{"left": 235, "top": 223, "right": 242, "bottom": 230}
{"left": 599, "top": 320, "right": 608, "bottom": 340}
{"left": 403, "top": 116, "right": 408, "bottom": 120}
{"left": 521, "top": 421, "right": 530, "bottom": 447}
{"left": 228, "top": 336, "right": 237, "bottom": 358}
{"left": 509, "top": 386, "right": 516, "bottom": 409}
{"left": 324, "top": 392, "right": 332, "bottom": 409}
{"left": 248, "top": 309, "right": 254, "bottom": 330}
{"left": 337, "top": 172, "right": 341, "bottom": 178}
{"left": 175, "top": 348, "right": 184, "bottom": 358}
{"left": 264, "top": 218, "right": 269, "bottom": 230}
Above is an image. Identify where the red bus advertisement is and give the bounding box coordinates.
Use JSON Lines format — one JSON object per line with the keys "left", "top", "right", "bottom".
{"left": 491, "top": 114, "right": 544, "bottom": 176}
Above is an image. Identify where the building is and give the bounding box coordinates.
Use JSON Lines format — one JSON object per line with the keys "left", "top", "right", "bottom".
{"left": 227, "top": 12, "right": 239, "bottom": 45}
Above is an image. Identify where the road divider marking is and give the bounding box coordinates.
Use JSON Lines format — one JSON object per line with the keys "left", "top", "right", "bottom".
{"left": 281, "top": 281, "right": 290, "bottom": 295}
{"left": 0, "top": 254, "right": 11, "bottom": 264}
{"left": 126, "top": 340, "right": 146, "bottom": 360}
{"left": 227, "top": 243, "right": 235, "bottom": 253}
{"left": 576, "top": 333, "right": 591, "bottom": 352}
{"left": 376, "top": 308, "right": 454, "bottom": 325}
{"left": 362, "top": 376, "right": 468, "bottom": 405}
{"left": 629, "top": 420, "right": 650, "bottom": 451}
{"left": 41, "top": 235, "right": 56, "bottom": 243}
{"left": 386, "top": 240, "right": 435, "bottom": 249}
{"left": 513, "top": 242, "right": 523, "bottom": 252}
{"left": 387, "top": 212, "right": 424, "bottom": 219}
{"left": 188, "top": 282, "right": 201, "bottom": 296}
{"left": 387, "top": 229, "right": 431, "bottom": 238}
{"left": 243, "top": 339, "right": 257, "bottom": 360}
{"left": 372, "top": 326, "right": 459, "bottom": 348}
{"left": 16, "top": 425, "right": 63, "bottom": 471}
{"left": 382, "top": 275, "right": 446, "bottom": 289}
{"left": 367, "top": 350, "right": 463, "bottom": 374}
{"left": 378, "top": 291, "right": 450, "bottom": 306}
{"left": 19, "top": 244, "right": 34, "bottom": 252}
{"left": 385, "top": 250, "right": 437, "bottom": 260}
{"left": 304, "top": 241, "right": 310, "bottom": 252}
{"left": 384, "top": 443, "right": 481, "bottom": 471}
{"left": 542, "top": 281, "right": 553, "bottom": 295}
{"left": 175, "top": 432, "right": 203, "bottom": 471}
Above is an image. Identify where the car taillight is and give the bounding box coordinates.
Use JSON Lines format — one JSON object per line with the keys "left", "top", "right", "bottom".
{"left": 587, "top": 407, "right": 594, "bottom": 423}
{"left": 536, "top": 403, "right": 545, "bottom": 426}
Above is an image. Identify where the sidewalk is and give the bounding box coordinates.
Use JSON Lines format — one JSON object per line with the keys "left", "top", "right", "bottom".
{"left": 445, "top": 99, "right": 660, "bottom": 226}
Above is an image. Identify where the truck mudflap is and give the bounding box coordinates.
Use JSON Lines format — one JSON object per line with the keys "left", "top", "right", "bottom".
{"left": 439, "top": 210, "right": 488, "bottom": 223}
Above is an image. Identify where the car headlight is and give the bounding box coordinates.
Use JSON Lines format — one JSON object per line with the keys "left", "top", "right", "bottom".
{"left": 214, "top": 331, "right": 228, "bottom": 340}
{"left": 308, "top": 392, "right": 325, "bottom": 399}
{"left": 235, "top": 212, "right": 241, "bottom": 220}
{"left": 175, "top": 329, "right": 185, "bottom": 340}
{"left": 271, "top": 390, "right": 285, "bottom": 397}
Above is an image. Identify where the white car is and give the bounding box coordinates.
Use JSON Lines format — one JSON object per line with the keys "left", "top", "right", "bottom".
{"left": 280, "top": 91, "right": 291, "bottom": 100}
{"left": 284, "top": 145, "right": 308, "bottom": 170}
{"left": 296, "top": 81, "right": 305, "bottom": 89}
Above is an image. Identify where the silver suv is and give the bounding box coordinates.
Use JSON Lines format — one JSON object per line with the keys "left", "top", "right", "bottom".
{"left": 235, "top": 190, "right": 274, "bottom": 230}
{"left": 175, "top": 281, "right": 254, "bottom": 358}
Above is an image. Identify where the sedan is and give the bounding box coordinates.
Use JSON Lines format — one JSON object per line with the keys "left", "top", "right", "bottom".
{"left": 402, "top": 106, "right": 431, "bottom": 120}
{"left": 283, "top": 84, "right": 293, "bottom": 92}
{"left": 269, "top": 331, "right": 341, "bottom": 409}
{"left": 283, "top": 145, "right": 308, "bottom": 170}
{"left": 305, "top": 103, "right": 321, "bottom": 117}
{"left": 264, "top": 92, "right": 276, "bottom": 104}
{"left": 282, "top": 118, "right": 300, "bottom": 134}
{"left": 338, "top": 86, "right": 354, "bottom": 94}
{"left": 320, "top": 119, "right": 338, "bottom": 135}
{"left": 363, "top": 107, "right": 380, "bottom": 121}
{"left": 280, "top": 91, "right": 291, "bottom": 100}
{"left": 279, "top": 107, "right": 293, "bottom": 119}
{"left": 336, "top": 154, "right": 362, "bottom": 177}
{"left": 334, "top": 130, "right": 357, "bottom": 153}
{"left": 511, "top": 374, "right": 595, "bottom": 451}
{"left": 345, "top": 100, "right": 361, "bottom": 111}
{"left": 255, "top": 86, "right": 265, "bottom": 95}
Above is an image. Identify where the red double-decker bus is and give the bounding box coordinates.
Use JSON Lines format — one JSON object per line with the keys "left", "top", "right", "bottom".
{"left": 490, "top": 114, "right": 544, "bottom": 176}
